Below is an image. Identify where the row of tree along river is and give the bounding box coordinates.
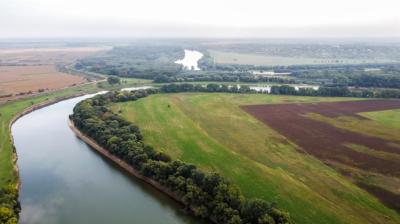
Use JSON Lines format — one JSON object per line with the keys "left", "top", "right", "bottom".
{"left": 12, "top": 93, "right": 206, "bottom": 224}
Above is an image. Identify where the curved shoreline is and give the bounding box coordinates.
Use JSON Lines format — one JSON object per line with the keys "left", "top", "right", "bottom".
{"left": 68, "top": 119, "right": 215, "bottom": 223}
{"left": 68, "top": 119, "right": 186, "bottom": 205}
{"left": 9, "top": 92, "right": 92, "bottom": 190}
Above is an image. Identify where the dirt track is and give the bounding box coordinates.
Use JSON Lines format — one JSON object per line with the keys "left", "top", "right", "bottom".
{"left": 242, "top": 100, "right": 400, "bottom": 212}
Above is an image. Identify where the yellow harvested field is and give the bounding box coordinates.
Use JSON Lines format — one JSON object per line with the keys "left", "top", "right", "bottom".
{"left": 0, "top": 47, "right": 110, "bottom": 65}
{"left": 0, "top": 65, "right": 85, "bottom": 95}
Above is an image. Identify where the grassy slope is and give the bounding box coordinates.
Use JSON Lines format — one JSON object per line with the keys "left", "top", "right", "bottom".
{"left": 362, "top": 109, "right": 400, "bottom": 130}
{"left": 112, "top": 93, "right": 400, "bottom": 224}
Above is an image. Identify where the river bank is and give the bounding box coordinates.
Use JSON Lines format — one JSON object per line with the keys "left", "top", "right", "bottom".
{"left": 68, "top": 119, "right": 183, "bottom": 202}
{"left": 10, "top": 92, "right": 204, "bottom": 224}
{"left": 9, "top": 92, "right": 101, "bottom": 191}
{"left": 68, "top": 119, "right": 213, "bottom": 223}
{"left": 0, "top": 87, "right": 98, "bottom": 223}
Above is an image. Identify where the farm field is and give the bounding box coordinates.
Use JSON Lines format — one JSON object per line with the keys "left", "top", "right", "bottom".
{"left": 0, "top": 47, "right": 109, "bottom": 65}
{"left": 0, "top": 65, "right": 85, "bottom": 97}
{"left": 0, "top": 46, "right": 109, "bottom": 103}
{"left": 243, "top": 100, "right": 400, "bottom": 212}
{"left": 111, "top": 93, "right": 400, "bottom": 224}
{"left": 208, "top": 50, "right": 395, "bottom": 66}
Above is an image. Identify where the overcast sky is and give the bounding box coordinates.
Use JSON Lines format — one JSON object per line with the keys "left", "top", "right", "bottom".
{"left": 1, "top": 0, "right": 400, "bottom": 38}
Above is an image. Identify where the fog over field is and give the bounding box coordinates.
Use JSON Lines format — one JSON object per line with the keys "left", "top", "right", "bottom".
{"left": 1, "top": 0, "right": 400, "bottom": 38}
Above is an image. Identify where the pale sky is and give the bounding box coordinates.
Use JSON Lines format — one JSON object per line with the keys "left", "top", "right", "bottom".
{"left": 1, "top": 0, "right": 400, "bottom": 38}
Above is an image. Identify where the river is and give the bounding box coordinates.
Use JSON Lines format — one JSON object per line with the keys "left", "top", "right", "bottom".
{"left": 12, "top": 93, "right": 205, "bottom": 224}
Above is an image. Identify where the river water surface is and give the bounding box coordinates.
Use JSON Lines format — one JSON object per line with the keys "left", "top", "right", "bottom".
{"left": 12, "top": 94, "right": 204, "bottom": 224}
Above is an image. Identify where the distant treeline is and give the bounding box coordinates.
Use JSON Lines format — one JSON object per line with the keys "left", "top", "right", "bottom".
{"left": 288, "top": 64, "right": 400, "bottom": 88}
{"left": 71, "top": 90, "right": 292, "bottom": 224}
{"left": 200, "top": 62, "right": 400, "bottom": 88}
{"left": 270, "top": 85, "right": 400, "bottom": 98}
{"left": 349, "top": 74, "right": 400, "bottom": 89}
{"left": 75, "top": 45, "right": 400, "bottom": 89}
{"left": 153, "top": 73, "right": 295, "bottom": 84}
{"left": 80, "top": 57, "right": 400, "bottom": 89}
{"left": 160, "top": 83, "right": 400, "bottom": 98}
{"left": 75, "top": 45, "right": 183, "bottom": 80}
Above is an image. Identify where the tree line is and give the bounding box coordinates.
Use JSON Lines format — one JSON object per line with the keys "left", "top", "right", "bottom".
{"left": 153, "top": 73, "right": 295, "bottom": 84}
{"left": 160, "top": 83, "right": 254, "bottom": 94}
{"left": 270, "top": 85, "right": 400, "bottom": 98}
{"left": 71, "top": 90, "right": 292, "bottom": 224}
{"left": 159, "top": 83, "right": 400, "bottom": 98}
{"left": 74, "top": 45, "right": 400, "bottom": 89}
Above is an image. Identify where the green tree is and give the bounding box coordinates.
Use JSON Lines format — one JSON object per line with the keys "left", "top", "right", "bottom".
{"left": 107, "top": 76, "right": 121, "bottom": 85}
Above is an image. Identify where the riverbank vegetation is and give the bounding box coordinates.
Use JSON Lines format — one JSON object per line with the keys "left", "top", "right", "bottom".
{"left": 110, "top": 91, "right": 400, "bottom": 224}
{"left": 159, "top": 83, "right": 400, "bottom": 98}
{"left": 71, "top": 90, "right": 292, "bottom": 224}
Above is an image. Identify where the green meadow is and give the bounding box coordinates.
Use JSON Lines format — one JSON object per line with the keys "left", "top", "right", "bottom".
{"left": 111, "top": 93, "right": 400, "bottom": 224}
{"left": 208, "top": 50, "right": 393, "bottom": 66}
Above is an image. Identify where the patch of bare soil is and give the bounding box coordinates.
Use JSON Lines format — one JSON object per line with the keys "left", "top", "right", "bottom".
{"left": 242, "top": 100, "right": 400, "bottom": 212}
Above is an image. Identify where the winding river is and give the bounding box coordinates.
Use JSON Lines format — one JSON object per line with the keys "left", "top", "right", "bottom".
{"left": 12, "top": 94, "right": 205, "bottom": 224}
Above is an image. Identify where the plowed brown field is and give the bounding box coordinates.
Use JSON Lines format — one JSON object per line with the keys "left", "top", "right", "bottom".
{"left": 243, "top": 100, "right": 400, "bottom": 212}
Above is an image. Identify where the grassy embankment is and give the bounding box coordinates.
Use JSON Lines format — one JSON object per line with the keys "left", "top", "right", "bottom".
{"left": 111, "top": 93, "right": 400, "bottom": 224}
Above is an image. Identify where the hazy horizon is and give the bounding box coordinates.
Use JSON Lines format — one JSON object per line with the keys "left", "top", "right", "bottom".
{"left": 1, "top": 0, "right": 400, "bottom": 39}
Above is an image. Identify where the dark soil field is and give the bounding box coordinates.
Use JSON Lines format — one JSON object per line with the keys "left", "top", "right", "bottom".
{"left": 242, "top": 100, "right": 400, "bottom": 212}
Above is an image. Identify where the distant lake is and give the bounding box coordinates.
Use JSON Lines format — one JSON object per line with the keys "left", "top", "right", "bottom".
{"left": 175, "top": 50, "right": 203, "bottom": 71}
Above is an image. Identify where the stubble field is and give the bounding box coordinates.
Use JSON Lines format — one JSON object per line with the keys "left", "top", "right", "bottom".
{"left": 0, "top": 65, "right": 85, "bottom": 98}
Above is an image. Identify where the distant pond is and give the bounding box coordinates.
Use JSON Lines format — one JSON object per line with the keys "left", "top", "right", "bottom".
{"left": 175, "top": 50, "right": 203, "bottom": 71}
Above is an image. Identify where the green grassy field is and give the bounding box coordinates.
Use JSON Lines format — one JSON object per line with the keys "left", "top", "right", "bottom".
{"left": 111, "top": 93, "right": 400, "bottom": 224}
{"left": 208, "top": 50, "right": 394, "bottom": 66}
{"left": 362, "top": 109, "right": 400, "bottom": 130}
